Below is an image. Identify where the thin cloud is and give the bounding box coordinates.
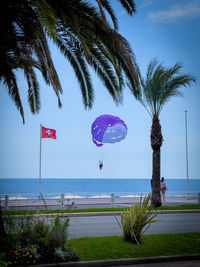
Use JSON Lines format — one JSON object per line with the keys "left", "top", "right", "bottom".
{"left": 148, "top": 1, "right": 200, "bottom": 22}
{"left": 140, "top": 0, "right": 156, "bottom": 9}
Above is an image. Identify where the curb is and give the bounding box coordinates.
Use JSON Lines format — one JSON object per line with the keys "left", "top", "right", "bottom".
{"left": 26, "top": 254, "right": 200, "bottom": 267}
{"left": 6, "top": 209, "right": 200, "bottom": 219}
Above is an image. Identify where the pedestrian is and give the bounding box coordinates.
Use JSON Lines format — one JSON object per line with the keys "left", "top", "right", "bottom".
{"left": 160, "top": 177, "right": 167, "bottom": 202}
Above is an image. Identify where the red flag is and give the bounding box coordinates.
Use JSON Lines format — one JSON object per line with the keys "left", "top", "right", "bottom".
{"left": 41, "top": 126, "right": 56, "bottom": 139}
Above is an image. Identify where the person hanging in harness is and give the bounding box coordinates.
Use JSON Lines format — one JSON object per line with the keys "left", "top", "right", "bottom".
{"left": 99, "top": 160, "right": 103, "bottom": 170}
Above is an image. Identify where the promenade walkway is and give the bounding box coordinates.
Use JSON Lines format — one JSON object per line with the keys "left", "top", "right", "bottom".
{"left": 1, "top": 195, "right": 199, "bottom": 211}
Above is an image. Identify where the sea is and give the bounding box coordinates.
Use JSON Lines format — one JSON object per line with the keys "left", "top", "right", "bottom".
{"left": 0, "top": 178, "right": 200, "bottom": 198}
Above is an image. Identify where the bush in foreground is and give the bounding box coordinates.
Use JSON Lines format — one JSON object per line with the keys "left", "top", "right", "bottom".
{"left": 1, "top": 216, "right": 79, "bottom": 265}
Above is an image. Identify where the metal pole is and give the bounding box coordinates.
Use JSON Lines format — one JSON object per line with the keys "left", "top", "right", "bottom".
{"left": 39, "top": 124, "right": 42, "bottom": 199}
{"left": 185, "top": 111, "right": 189, "bottom": 193}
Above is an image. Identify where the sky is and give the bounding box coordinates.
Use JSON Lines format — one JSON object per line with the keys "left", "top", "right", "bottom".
{"left": 0, "top": 0, "right": 200, "bottom": 180}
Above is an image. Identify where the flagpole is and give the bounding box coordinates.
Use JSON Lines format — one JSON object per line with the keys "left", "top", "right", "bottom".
{"left": 39, "top": 124, "right": 42, "bottom": 199}
{"left": 185, "top": 110, "right": 189, "bottom": 193}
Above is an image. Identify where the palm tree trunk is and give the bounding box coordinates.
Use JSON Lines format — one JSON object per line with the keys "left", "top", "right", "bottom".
{"left": 151, "top": 116, "right": 162, "bottom": 207}
{"left": 151, "top": 148, "right": 162, "bottom": 206}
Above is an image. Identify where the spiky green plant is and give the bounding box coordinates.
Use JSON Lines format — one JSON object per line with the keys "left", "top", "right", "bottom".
{"left": 116, "top": 194, "right": 159, "bottom": 244}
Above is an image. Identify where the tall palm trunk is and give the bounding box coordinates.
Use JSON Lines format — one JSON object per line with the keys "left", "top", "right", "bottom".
{"left": 151, "top": 116, "right": 163, "bottom": 207}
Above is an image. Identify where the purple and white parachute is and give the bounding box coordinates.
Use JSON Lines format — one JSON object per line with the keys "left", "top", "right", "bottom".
{"left": 91, "top": 114, "right": 128, "bottom": 147}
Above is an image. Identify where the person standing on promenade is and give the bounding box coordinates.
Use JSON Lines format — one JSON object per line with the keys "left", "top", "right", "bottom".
{"left": 160, "top": 177, "right": 167, "bottom": 202}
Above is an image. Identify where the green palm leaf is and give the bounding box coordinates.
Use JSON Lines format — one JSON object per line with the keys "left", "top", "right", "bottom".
{"left": 137, "top": 59, "right": 196, "bottom": 117}
{"left": 1, "top": 0, "right": 139, "bottom": 122}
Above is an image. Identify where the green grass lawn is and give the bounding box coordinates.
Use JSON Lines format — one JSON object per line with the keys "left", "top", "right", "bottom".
{"left": 157, "top": 204, "right": 200, "bottom": 210}
{"left": 68, "top": 233, "right": 200, "bottom": 261}
{"left": 2, "top": 204, "right": 200, "bottom": 216}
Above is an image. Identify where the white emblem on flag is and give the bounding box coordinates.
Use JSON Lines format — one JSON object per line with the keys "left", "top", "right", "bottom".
{"left": 46, "top": 129, "right": 51, "bottom": 136}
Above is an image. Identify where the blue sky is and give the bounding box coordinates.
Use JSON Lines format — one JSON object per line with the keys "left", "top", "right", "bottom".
{"left": 0, "top": 0, "right": 200, "bottom": 180}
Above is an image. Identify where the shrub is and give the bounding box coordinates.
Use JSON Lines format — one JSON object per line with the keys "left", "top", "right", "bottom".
{"left": 33, "top": 216, "right": 70, "bottom": 263}
{"left": 116, "top": 194, "right": 159, "bottom": 244}
{"left": 18, "top": 216, "right": 70, "bottom": 263}
{"left": 0, "top": 252, "right": 11, "bottom": 267}
{"left": 50, "top": 215, "right": 69, "bottom": 249}
{"left": 54, "top": 247, "right": 79, "bottom": 262}
{"left": 18, "top": 218, "right": 51, "bottom": 261}
{"left": 3, "top": 215, "right": 79, "bottom": 265}
{"left": 7, "top": 245, "right": 39, "bottom": 266}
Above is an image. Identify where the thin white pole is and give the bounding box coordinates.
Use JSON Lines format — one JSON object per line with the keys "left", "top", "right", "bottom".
{"left": 39, "top": 124, "right": 42, "bottom": 199}
{"left": 185, "top": 110, "right": 189, "bottom": 193}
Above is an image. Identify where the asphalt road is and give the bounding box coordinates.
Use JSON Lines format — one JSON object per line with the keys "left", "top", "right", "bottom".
{"left": 68, "top": 213, "right": 200, "bottom": 239}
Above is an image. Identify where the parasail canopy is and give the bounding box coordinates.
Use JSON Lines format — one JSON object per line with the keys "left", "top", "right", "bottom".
{"left": 91, "top": 114, "right": 128, "bottom": 147}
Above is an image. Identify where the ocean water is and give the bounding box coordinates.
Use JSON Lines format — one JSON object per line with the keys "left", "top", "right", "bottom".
{"left": 0, "top": 178, "right": 200, "bottom": 197}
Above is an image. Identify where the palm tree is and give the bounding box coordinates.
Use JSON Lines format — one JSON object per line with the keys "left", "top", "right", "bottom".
{"left": 129, "top": 60, "right": 196, "bottom": 207}
{"left": 0, "top": 0, "right": 139, "bottom": 123}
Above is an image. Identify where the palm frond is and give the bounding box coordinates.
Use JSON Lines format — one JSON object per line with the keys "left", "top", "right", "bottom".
{"left": 98, "top": 29, "right": 139, "bottom": 96}
{"left": 94, "top": 41, "right": 124, "bottom": 92}
{"left": 89, "top": 48, "right": 123, "bottom": 104}
{"left": 1, "top": 0, "right": 138, "bottom": 122}
{"left": 1, "top": 71, "right": 25, "bottom": 123}
{"left": 75, "top": 51, "right": 94, "bottom": 109}
{"left": 137, "top": 59, "right": 196, "bottom": 117}
{"left": 26, "top": 68, "right": 40, "bottom": 114}
{"left": 117, "top": 0, "right": 136, "bottom": 15}
{"left": 56, "top": 36, "right": 93, "bottom": 109}
{"left": 35, "top": 0, "right": 57, "bottom": 40}
{"left": 157, "top": 74, "right": 196, "bottom": 115}
{"left": 96, "top": 0, "right": 118, "bottom": 30}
